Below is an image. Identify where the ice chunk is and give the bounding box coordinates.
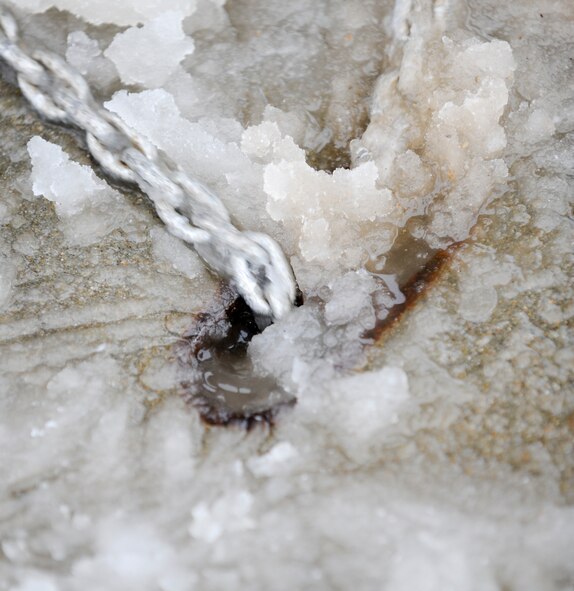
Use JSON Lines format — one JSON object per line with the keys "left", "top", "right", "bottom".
{"left": 9, "top": 0, "right": 198, "bottom": 26}
{"left": 190, "top": 491, "right": 255, "bottom": 543}
{"left": 104, "top": 12, "right": 195, "bottom": 88}
{"left": 355, "top": 33, "right": 515, "bottom": 246}
{"left": 65, "top": 31, "right": 101, "bottom": 75}
{"left": 429, "top": 76, "right": 511, "bottom": 163}
{"left": 105, "top": 89, "right": 248, "bottom": 185}
{"left": 28, "top": 136, "right": 107, "bottom": 217}
{"left": 324, "top": 271, "right": 377, "bottom": 328}
{"left": 27, "top": 137, "right": 142, "bottom": 244}
{"left": 263, "top": 157, "right": 395, "bottom": 277}
{"left": 455, "top": 38, "right": 516, "bottom": 80}
{"left": 247, "top": 442, "right": 299, "bottom": 477}
{"left": 327, "top": 366, "right": 410, "bottom": 462}
{"left": 72, "top": 519, "right": 197, "bottom": 591}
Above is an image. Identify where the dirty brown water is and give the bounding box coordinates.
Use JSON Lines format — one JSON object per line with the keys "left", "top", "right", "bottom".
{"left": 178, "top": 287, "right": 305, "bottom": 428}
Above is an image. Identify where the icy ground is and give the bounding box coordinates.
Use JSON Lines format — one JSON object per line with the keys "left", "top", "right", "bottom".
{"left": 1, "top": 0, "right": 573, "bottom": 589}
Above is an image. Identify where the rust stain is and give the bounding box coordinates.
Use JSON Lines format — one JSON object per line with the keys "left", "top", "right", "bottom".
{"left": 368, "top": 240, "right": 463, "bottom": 343}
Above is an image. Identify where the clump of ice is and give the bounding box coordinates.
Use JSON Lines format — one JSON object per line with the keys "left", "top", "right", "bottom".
{"left": 324, "top": 271, "right": 378, "bottom": 326}
{"left": 261, "top": 148, "right": 396, "bottom": 280}
{"left": 8, "top": 0, "right": 199, "bottom": 26}
{"left": 71, "top": 519, "right": 198, "bottom": 591}
{"left": 352, "top": 34, "right": 515, "bottom": 247}
{"left": 65, "top": 31, "right": 100, "bottom": 75}
{"left": 246, "top": 442, "right": 299, "bottom": 478}
{"left": 249, "top": 270, "right": 380, "bottom": 392}
{"left": 104, "top": 12, "right": 195, "bottom": 88}
{"left": 28, "top": 137, "right": 105, "bottom": 218}
{"left": 66, "top": 31, "right": 117, "bottom": 88}
{"left": 27, "top": 137, "right": 143, "bottom": 244}
{"left": 190, "top": 490, "right": 255, "bottom": 543}
{"left": 324, "top": 366, "right": 410, "bottom": 462}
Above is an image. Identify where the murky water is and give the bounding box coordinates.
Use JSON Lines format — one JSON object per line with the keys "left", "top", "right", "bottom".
{"left": 179, "top": 292, "right": 296, "bottom": 426}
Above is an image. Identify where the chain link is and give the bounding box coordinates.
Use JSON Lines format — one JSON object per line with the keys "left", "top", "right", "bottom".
{"left": 0, "top": 6, "right": 297, "bottom": 322}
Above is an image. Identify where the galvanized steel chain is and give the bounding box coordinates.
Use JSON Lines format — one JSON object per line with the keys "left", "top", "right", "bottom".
{"left": 0, "top": 6, "right": 296, "bottom": 322}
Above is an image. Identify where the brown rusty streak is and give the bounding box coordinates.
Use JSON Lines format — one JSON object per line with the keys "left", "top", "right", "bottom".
{"left": 367, "top": 241, "right": 463, "bottom": 343}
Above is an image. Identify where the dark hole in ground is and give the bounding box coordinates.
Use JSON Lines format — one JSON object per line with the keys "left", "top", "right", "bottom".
{"left": 179, "top": 288, "right": 303, "bottom": 428}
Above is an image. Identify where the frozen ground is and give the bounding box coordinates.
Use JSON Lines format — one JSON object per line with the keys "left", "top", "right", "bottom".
{"left": 0, "top": 0, "right": 573, "bottom": 589}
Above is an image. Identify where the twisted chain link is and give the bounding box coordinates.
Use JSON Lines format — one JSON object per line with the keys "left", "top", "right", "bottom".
{"left": 0, "top": 6, "right": 296, "bottom": 321}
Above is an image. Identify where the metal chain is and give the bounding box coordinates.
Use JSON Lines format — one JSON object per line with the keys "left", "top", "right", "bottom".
{"left": 0, "top": 6, "right": 296, "bottom": 322}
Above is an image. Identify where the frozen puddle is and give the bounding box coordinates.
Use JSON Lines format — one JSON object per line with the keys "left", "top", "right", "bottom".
{"left": 1, "top": 0, "right": 573, "bottom": 589}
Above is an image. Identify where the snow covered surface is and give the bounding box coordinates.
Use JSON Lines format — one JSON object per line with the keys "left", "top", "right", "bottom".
{"left": 1, "top": 0, "right": 573, "bottom": 589}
